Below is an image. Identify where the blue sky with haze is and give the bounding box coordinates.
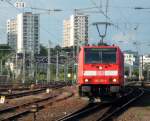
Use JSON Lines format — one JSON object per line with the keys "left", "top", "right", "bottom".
{"left": 0, "top": 0, "right": 150, "bottom": 54}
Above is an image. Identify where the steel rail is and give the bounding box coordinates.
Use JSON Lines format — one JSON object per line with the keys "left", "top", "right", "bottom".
{"left": 0, "top": 84, "right": 67, "bottom": 114}
{"left": 56, "top": 103, "right": 107, "bottom": 121}
{"left": 0, "top": 91, "right": 74, "bottom": 121}
{"left": 0, "top": 84, "right": 65, "bottom": 99}
{"left": 0, "top": 94, "right": 57, "bottom": 114}
{"left": 56, "top": 87, "right": 133, "bottom": 121}
{"left": 98, "top": 88, "right": 144, "bottom": 121}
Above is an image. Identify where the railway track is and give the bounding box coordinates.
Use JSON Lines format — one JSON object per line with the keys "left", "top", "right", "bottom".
{"left": 56, "top": 87, "right": 144, "bottom": 121}
{"left": 97, "top": 88, "right": 144, "bottom": 121}
{"left": 0, "top": 83, "right": 66, "bottom": 99}
{"left": 56, "top": 102, "right": 111, "bottom": 121}
{"left": 0, "top": 94, "right": 58, "bottom": 121}
{"left": 0, "top": 90, "right": 74, "bottom": 121}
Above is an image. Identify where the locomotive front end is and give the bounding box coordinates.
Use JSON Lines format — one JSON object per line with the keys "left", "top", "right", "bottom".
{"left": 78, "top": 46, "right": 124, "bottom": 99}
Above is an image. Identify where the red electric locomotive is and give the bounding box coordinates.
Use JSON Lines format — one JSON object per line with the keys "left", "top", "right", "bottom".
{"left": 78, "top": 45, "right": 124, "bottom": 101}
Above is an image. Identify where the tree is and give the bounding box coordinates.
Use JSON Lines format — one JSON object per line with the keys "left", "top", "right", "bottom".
{"left": 132, "top": 68, "right": 139, "bottom": 77}
{"left": 39, "top": 44, "right": 48, "bottom": 56}
{"left": 0, "top": 44, "right": 12, "bottom": 60}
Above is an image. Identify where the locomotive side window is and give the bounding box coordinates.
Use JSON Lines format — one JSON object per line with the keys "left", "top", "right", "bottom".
{"left": 84, "top": 48, "right": 116, "bottom": 64}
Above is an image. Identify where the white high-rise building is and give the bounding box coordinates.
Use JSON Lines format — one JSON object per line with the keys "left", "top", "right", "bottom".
{"left": 7, "top": 19, "right": 17, "bottom": 50}
{"left": 140, "top": 55, "right": 150, "bottom": 69}
{"left": 124, "top": 50, "right": 139, "bottom": 68}
{"left": 63, "top": 19, "right": 71, "bottom": 47}
{"left": 63, "top": 14, "right": 88, "bottom": 47}
{"left": 17, "top": 12, "right": 40, "bottom": 54}
{"left": 7, "top": 12, "right": 40, "bottom": 54}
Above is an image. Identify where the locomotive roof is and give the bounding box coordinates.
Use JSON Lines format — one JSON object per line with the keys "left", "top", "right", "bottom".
{"left": 82, "top": 45, "right": 120, "bottom": 49}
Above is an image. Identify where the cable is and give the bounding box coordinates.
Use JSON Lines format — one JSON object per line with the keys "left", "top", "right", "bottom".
{"left": 112, "top": 0, "right": 142, "bottom": 52}
{"left": 89, "top": 0, "right": 125, "bottom": 35}
{"left": 89, "top": 0, "right": 111, "bottom": 20}
{"left": 40, "top": 26, "right": 60, "bottom": 45}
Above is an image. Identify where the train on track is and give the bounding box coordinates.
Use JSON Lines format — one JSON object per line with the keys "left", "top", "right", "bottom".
{"left": 77, "top": 45, "right": 124, "bottom": 101}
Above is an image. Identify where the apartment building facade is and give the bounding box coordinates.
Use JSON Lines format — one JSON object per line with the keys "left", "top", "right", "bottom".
{"left": 63, "top": 14, "right": 88, "bottom": 47}
{"left": 7, "top": 12, "right": 40, "bottom": 54}
{"left": 7, "top": 19, "right": 17, "bottom": 50}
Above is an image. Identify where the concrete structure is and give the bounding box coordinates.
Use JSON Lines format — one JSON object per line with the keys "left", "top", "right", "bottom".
{"left": 63, "top": 19, "right": 71, "bottom": 47}
{"left": 139, "top": 55, "right": 150, "bottom": 80}
{"left": 124, "top": 50, "right": 139, "bottom": 77}
{"left": 63, "top": 14, "right": 88, "bottom": 47}
{"left": 140, "top": 55, "right": 150, "bottom": 69}
{"left": 7, "top": 12, "right": 40, "bottom": 80}
{"left": 17, "top": 12, "right": 40, "bottom": 54}
{"left": 7, "top": 19, "right": 17, "bottom": 50}
{"left": 7, "top": 12, "right": 40, "bottom": 54}
{"left": 124, "top": 50, "right": 139, "bottom": 68}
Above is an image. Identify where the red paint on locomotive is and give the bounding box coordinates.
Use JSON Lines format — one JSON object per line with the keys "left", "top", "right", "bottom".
{"left": 78, "top": 45, "right": 124, "bottom": 98}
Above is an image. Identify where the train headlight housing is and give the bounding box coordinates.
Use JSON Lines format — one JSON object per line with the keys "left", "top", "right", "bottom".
{"left": 113, "top": 78, "right": 117, "bottom": 83}
{"left": 85, "top": 79, "right": 89, "bottom": 82}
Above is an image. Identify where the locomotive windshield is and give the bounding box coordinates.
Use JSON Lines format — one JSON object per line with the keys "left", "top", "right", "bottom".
{"left": 84, "top": 48, "right": 117, "bottom": 64}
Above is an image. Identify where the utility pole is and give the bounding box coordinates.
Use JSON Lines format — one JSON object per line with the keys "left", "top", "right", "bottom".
{"left": 63, "top": 58, "right": 66, "bottom": 82}
{"left": 0, "top": 60, "right": 2, "bottom": 75}
{"left": 139, "top": 55, "right": 143, "bottom": 81}
{"left": 64, "top": 64, "right": 66, "bottom": 82}
{"left": 15, "top": 52, "right": 18, "bottom": 79}
{"left": 31, "top": 47, "right": 35, "bottom": 81}
{"left": 56, "top": 51, "right": 59, "bottom": 81}
{"left": 64, "top": 53, "right": 68, "bottom": 82}
{"left": 47, "top": 40, "right": 51, "bottom": 83}
{"left": 129, "top": 65, "right": 132, "bottom": 78}
{"left": 22, "top": 48, "right": 25, "bottom": 83}
{"left": 129, "top": 59, "right": 133, "bottom": 78}
{"left": 74, "top": 9, "right": 80, "bottom": 84}
{"left": 35, "top": 62, "right": 37, "bottom": 83}
{"left": 147, "top": 68, "right": 150, "bottom": 81}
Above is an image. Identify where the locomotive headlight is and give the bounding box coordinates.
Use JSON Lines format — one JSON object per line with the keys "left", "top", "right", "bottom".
{"left": 99, "top": 66, "right": 103, "bottom": 70}
{"left": 113, "top": 78, "right": 117, "bottom": 82}
{"left": 85, "top": 79, "right": 89, "bottom": 82}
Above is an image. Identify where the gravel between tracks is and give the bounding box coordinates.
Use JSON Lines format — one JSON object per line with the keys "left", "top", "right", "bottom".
{"left": 0, "top": 89, "right": 58, "bottom": 109}
{"left": 15, "top": 86, "right": 88, "bottom": 121}
{"left": 2, "top": 85, "right": 150, "bottom": 121}
{"left": 116, "top": 86, "right": 150, "bottom": 121}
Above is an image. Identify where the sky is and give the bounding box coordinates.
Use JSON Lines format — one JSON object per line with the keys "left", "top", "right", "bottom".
{"left": 0, "top": 0, "right": 150, "bottom": 54}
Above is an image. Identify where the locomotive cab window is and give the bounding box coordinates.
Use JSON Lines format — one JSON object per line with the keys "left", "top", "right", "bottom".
{"left": 84, "top": 48, "right": 117, "bottom": 64}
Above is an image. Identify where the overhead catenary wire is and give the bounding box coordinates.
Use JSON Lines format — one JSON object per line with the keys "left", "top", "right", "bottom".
{"left": 89, "top": 0, "right": 111, "bottom": 20}
{"left": 1, "top": 1, "right": 150, "bottom": 43}
{"left": 89, "top": 0, "right": 125, "bottom": 35}
{"left": 29, "top": 6, "right": 63, "bottom": 46}
{"left": 112, "top": 0, "right": 141, "bottom": 52}
{"left": 89, "top": 0, "right": 150, "bottom": 52}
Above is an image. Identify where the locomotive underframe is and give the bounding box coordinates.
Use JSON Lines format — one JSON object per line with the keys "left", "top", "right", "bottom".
{"left": 79, "top": 84, "right": 121, "bottom": 97}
